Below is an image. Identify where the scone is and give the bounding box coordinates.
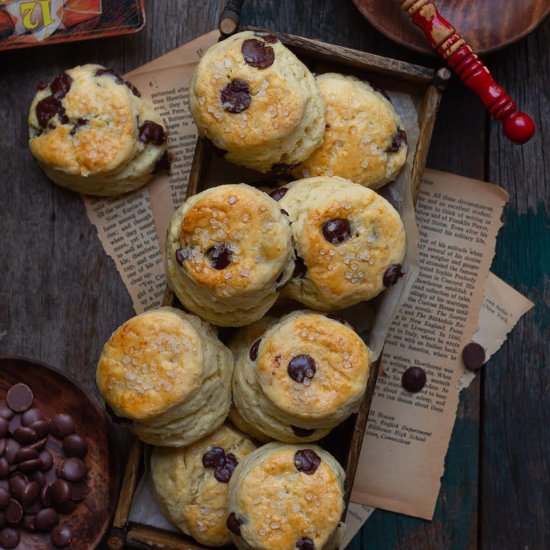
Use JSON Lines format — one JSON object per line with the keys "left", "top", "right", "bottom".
{"left": 28, "top": 64, "right": 169, "bottom": 196}
{"left": 231, "top": 311, "right": 371, "bottom": 443}
{"left": 166, "top": 184, "right": 294, "bottom": 327}
{"left": 189, "top": 31, "right": 325, "bottom": 173}
{"left": 226, "top": 443, "right": 345, "bottom": 550}
{"left": 277, "top": 176, "right": 406, "bottom": 310}
{"left": 96, "top": 307, "right": 233, "bottom": 446}
{"left": 293, "top": 73, "right": 408, "bottom": 189}
{"left": 151, "top": 424, "right": 257, "bottom": 547}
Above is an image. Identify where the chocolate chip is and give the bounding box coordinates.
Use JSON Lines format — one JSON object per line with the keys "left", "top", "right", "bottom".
{"left": 35, "top": 507, "right": 58, "bottom": 531}
{"left": 221, "top": 78, "right": 251, "bottom": 114}
{"left": 293, "top": 254, "right": 307, "bottom": 278}
{"left": 269, "top": 187, "right": 288, "bottom": 201}
{"left": 69, "top": 117, "right": 88, "bottom": 136}
{"left": 41, "top": 484, "right": 52, "bottom": 507}
{"left": 462, "top": 343, "right": 486, "bottom": 371}
{"left": 0, "top": 459, "right": 8, "bottom": 479}
{"left": 206, "top": 244, "right": 232, "bottom": 270}
{"left": 387, "top": 128, "right": 407, "bottom": 153}
{"left": 68, "top": 480, "right": 88, "bottom": 502}
{"left": 153, "top": 150, "right": 172, "bottom": 173}
{"left": 9, "top": 474, "right": 27, "bottom": 501}
{"left": 51, "top": 525, "right": 73, "bottom": 547}
{"left": 13, "top": 426, "right": 38, "bottom": 445}
{"left": 293, "top": 449, "right": 321, "bottom": 475}
{"left": 50, "top": 73, "right": 72, "bottom": 99}
{"left": 0, "top": 403, "right": 13, "bottom": 421}
{"left": 4, "top": 499, "right": 22, "bottom": 524}
{"left": 39, "top": 450, "right": 53, "bottom": 472}
{"left": 124, "top": 79, "right": 142, "bottom": 98}
{"left": 401, "top": 366, "right": 426, "bottom": 393}
{"left": 242, "top": 38, "right": 275, "bottom": 69}
{"left": 249, "top": 339, "right": 261, "bottom": 361}
{"left": 226, "top": 512, "right": 243, "bottom": 536}
{"left": 0, "top": 439, "right": 5, "bottom": 456}
{"left": 30, "top": 420, "right": 49, "bottom": 440}
{"left": 50, "top": 479, "right": 70, "bottom": 507}
{"left": 288, "top": 355, "right": 316, "bottom": 384}
{"left": 0, "top": 420, "right": 7, "bottom": 439}
{"left": 29, "top": 470, "right": 45, "bottom": 487}
{"left": 50, "top": 414, "right": 75, "bottom": 439}
{"left": 19, "top": 480, "right": 40, "bottom": 505}
{"left": 0, "top": 489, "right": 9, "bottom": 509}
{"left": 296, "top": 537, "right": 315, "bottom": 550}
{"left": 4, "top": 441, "right": 19, "bottom": 464}
{"left": 254, "top": 31, "right": 278, "bottom": 43}
{"left": 202, "top": 447, "right": 226, "bottom": 469}
{"left": 22, "top": 514, "right": 36, "bottom": 532}
{"left": 62, "top": 434, "right": 88, "bottom": 458}
{"left": 36, "top": 96, "right": 61, "bottom": 128}
{"left": 36, "top": 81, "right": 48, "bottom": 91}
{"left": 7, "top": 415, "right": 20, "bottom": 437}
{"left": 270, "top": 162, "right": 299, "bottom": 177}
{"left": 322, "top": 218, "right": 352, "bottom": 245}
{"left": 59, "top": 114, "right": 69, "bottom": 125}
{"left": 6, "top": 384, "right": 33, "bottom": 413}
{"left": 21, "top": 408, "right": 43, "bottom": 427}
{"left": 383, "top": 264, "right": 405, "bottom": 287}
{"left": 0, "top": 528, "right": 19, "bottom": 549}
{"left": 214, "top": 452, "right": 238, "bottom": 483}
{"left": 16, "top": 446, "right": 38, "bottom": 463}
{"left": 175, "top": 247, "right": 191, "bottom": 266}
{"left": 95, "top": 67, "right": 124, "bottom": 84}
{"left": 59, "top": 458, "right": 87, "bottom": 482}
{"left": 291, "top": 426, "right": 315, "bottom": 437}
{"left": 19, "top": 458, "right": 43, "bottom": 474}
{"left": 138, "top": 120, "right": 167, "bottom": 145}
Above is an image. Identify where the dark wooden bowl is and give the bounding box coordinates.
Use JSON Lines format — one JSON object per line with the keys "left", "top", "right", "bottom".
{"left": 0, "top": 355, "right": 119, "bottom": 549}
{"left": 352, "top": 0, "right": 550, "bottom": 55}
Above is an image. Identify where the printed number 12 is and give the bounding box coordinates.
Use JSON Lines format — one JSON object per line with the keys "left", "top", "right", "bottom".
{"left": 20, "top": 1, "right": 55, "bottom": 30}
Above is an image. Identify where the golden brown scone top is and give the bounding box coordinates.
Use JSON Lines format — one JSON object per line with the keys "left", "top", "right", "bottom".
{"left": 29, "top": 64, "right": 138, "bottom": 176}
{"left": 176, "top": 184, "right": 291, "bottom": 291}
{"left": 96, "top": 307, "right": 203, "bottom": 422}
{"left": 257, "top": 313, "right": 370, "bottom": 419}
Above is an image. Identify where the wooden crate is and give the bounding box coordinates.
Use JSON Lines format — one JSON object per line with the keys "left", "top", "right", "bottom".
{"left": 107, "top": 28, "right": 447, "bottom": 550}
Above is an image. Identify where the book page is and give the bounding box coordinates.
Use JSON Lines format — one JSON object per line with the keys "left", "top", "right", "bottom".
{"left": 351, "top": 169, "right": 508, "bottom": 519}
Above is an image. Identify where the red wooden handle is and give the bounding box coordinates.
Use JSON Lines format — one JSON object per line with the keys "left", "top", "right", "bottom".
{"left": 398, "top": 0, "right": 535, "bottom": 144}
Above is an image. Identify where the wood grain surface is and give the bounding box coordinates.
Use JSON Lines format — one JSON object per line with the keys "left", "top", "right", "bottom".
{"left": 0, "top": 0, "right": 548, "bottom": 548}
{"left": 352, "top": 0, "right": 550, "bottom": 55}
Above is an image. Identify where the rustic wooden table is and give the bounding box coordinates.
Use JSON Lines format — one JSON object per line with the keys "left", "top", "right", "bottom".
{"left": 1, "top": 1, "right": 548, "bottom": 548}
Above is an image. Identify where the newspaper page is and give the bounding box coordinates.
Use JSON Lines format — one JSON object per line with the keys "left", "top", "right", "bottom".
{"left": 351, "top": 169, "right": 508, "bottom": 519}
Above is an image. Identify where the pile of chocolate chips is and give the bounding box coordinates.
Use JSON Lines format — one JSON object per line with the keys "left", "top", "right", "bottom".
{"left": 0, "top": 383, "right": 89, "bottom": 549}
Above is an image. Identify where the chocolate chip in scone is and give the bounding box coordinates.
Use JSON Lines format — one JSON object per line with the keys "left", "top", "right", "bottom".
{"left": 269, "top": 187, "right": 288, "bottom": 201}
{"left": 242, "top": 38, "right": 275, "bottom": 69}
{"left": 293, "top": 254, "right": 307, "bottom": 278}
{"left": 95, "top": 68, "right": 141, "bottom": 97}
{"left": 387, "top": 128, "right": 407, "bottom": 153}
{"left": 7, "top": 384, "right": 33, "bottom": 413}
{"left": 291, "top": 426, "right": 315, "bottom": 437}
{"left": 153, "top": 150, "right": 172, "bottom": 173}
{"left": 50, "top": 73, "right": 72, "bottom": 100}
{"left": 462, "top": 342, "right": 486, "bottom": 371}
{"left": 175, "top": 247, "right": 191, "bottom": 266}
{"left": 249, "top": 339, "right": 261, "bottom": 361}
{"left": 322, "top": 218, "right": 352, "bottom": 245}
{"left": 69, "top": 118, "right": 88, "bottom": 137}
{"left": 280, "top": 209, "right": 289, "bottom": 217}
{"left": 36, "top": 81, "right": 48, "bottom": 91}
{"left": 206, "top": 244, "right": 232, "bottom": 270}
{"left": 214, "top": 452, "right": 238, "bottom": 483}
{"left": 202, "top": 447, "right": 226, "bottom": 469}
{"left": 401, "top": 366, "right": 426, "bottom": 393}
{"left": 296, "top": 537, "right": 315, "bottom": 550}
{"left": 124, "top": 79, "right": 142, "bottom": 98}
{"left": 293, "top": 449, "right": 321, "bottom": 475}
{"left": 138, "top": 120, "right": 167, "bottom": 145}
{"left": 383, "top": 264, "right": 405, "bottom": 287}
{"left": 287, "top": 355, "right": 316, "bottom": 384}
{"left": 254, "top": 31, "right": 278, "bottom": 43}
{"left": 36, "top": 96, "right": 62, "bottom": 128}
{"left": 226, "top": 512, "right": 243, "bottom": 536}
{"left": 220, "top": 78, "right": 251, "bottom": 114}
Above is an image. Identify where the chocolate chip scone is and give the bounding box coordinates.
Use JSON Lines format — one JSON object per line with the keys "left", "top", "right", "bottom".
{"left": 226, "top": 443, "right": 345, "bottom": 550}
{"left": 96, "top": 307, "right": 233, "bottom": 447}
{"left": 293, "top": 73, "right": 407, "bottom": 188}
{"left": 165, "top": 184, "right": 294, "bottom": 327}
{"left": 231, "top": 311, "right": 371, "bottom": 443}
{"left": 151, "top": 424, "right": 257, "bottom": 547}
{"left": 28, "top": 64, "right": 169, "bottom": 196}
{"left": 276, "top": 176, "right": 406, "bottom": 310}
{"left": 189, "top": 31, "right": 325, "bottom": 174}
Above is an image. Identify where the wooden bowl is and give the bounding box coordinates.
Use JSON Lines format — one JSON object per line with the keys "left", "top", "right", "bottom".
{"left": 352, "top": 0, "right": 550, "bottom": 55}
{"left": 0, "top": 355, "right": 119, "bottom": 549}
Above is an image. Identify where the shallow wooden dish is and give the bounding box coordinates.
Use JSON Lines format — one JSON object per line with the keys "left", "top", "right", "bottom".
{"left": 0, "top": 355, "right": 119, "bottom": 549}
{"left": 353, "top": 0, "right": 550, "bottom": 55}
{"left": 107, "top": 28, "right": 447, "bottom": 550}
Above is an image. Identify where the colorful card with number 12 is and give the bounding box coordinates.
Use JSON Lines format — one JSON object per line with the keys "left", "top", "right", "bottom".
{"left": 0, "top": 0, "right": 145, "bottom": 51}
